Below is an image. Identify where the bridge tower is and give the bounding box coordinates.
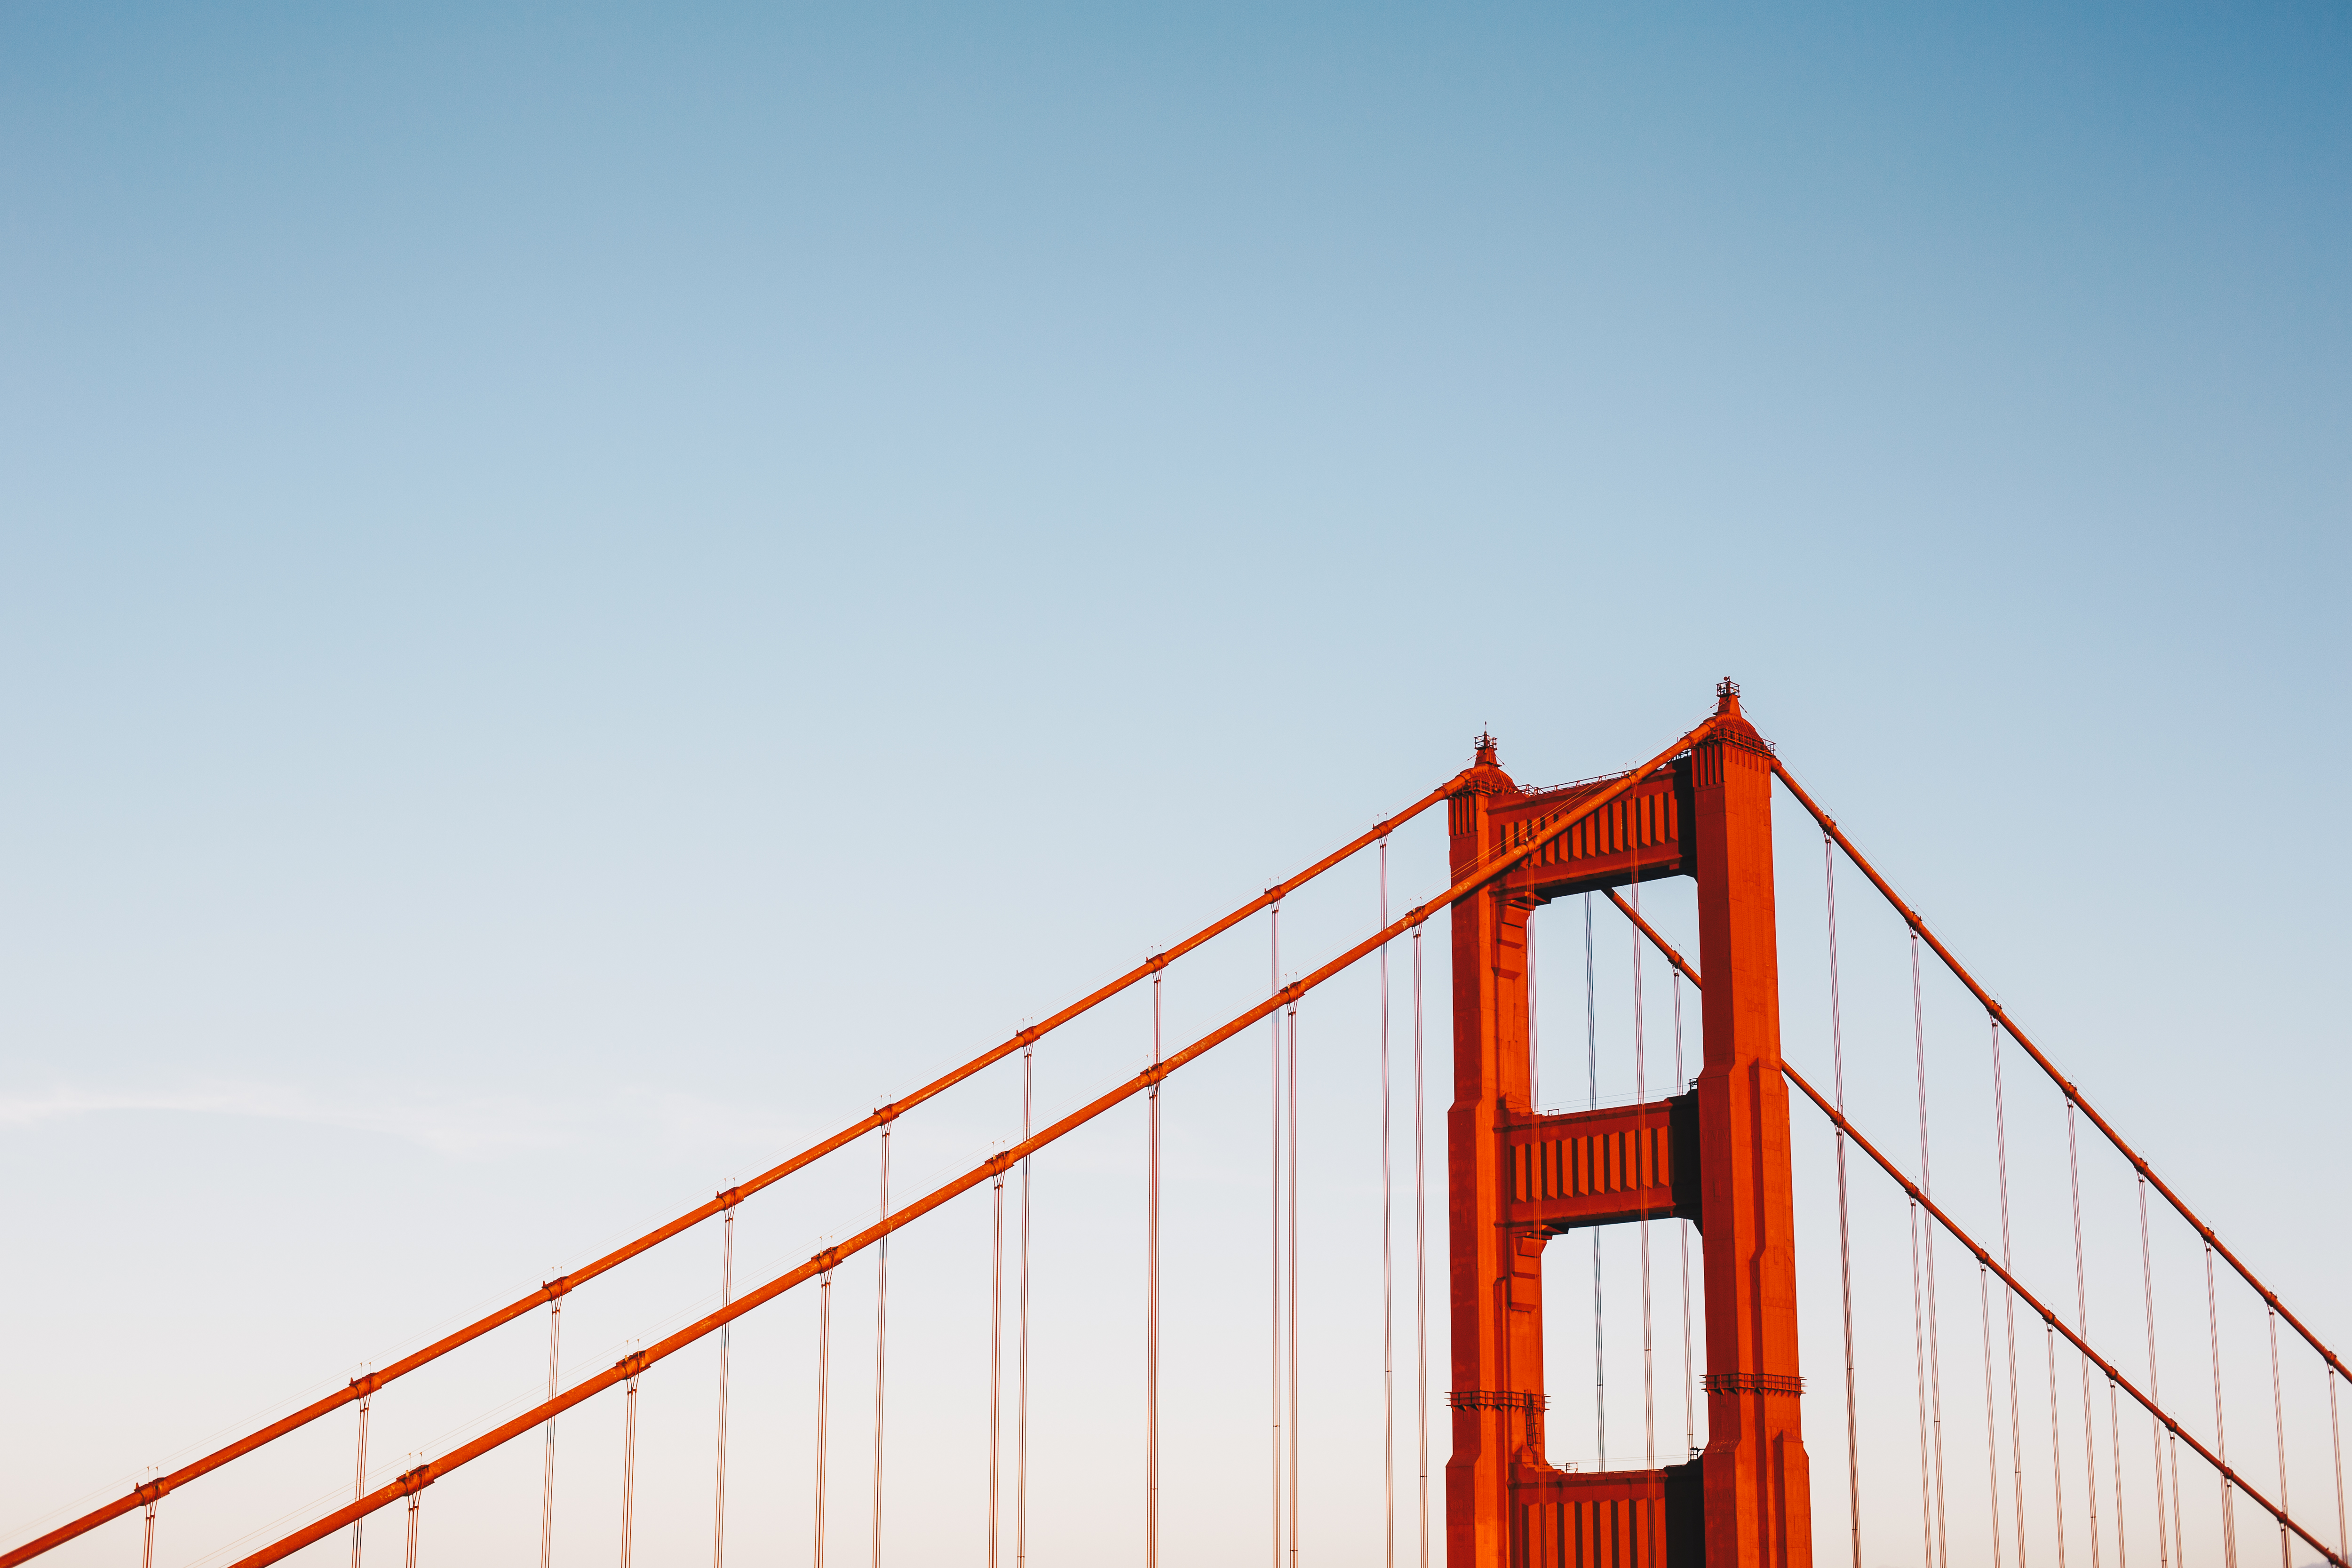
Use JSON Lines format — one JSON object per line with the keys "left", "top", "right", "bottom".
{"left": 1446, "top": 682, "right": 1811, "bottom": 1568}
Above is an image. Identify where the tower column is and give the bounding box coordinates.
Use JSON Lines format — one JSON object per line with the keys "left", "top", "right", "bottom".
{"left": 1445, "top": 737, "right": 1543, "bottom": 1567}
{"left": 1444, "top": 685, "right": 1808, "bottom": 1568}
{"left": 1691, "top": 685, "right": 1813, "bottom": 1568}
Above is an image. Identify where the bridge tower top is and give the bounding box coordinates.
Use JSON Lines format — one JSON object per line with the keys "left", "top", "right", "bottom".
{"left": 1445, "top": 683, "right": 1812, "bottom": 1568}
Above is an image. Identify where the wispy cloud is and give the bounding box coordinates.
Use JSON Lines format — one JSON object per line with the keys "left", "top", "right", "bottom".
{"left": 0, "top": 1082, "right": 816, "bottom": 1161}
{"left": 0, "top": 1083, "right": 576, "bottom": 1154}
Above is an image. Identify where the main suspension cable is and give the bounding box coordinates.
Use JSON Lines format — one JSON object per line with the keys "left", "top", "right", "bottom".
{"left": 82, "top": 728, "right": 2331, "bottom": 1568}
{"left": 203, "top": 718, "right": 1725, "bottom": 1568}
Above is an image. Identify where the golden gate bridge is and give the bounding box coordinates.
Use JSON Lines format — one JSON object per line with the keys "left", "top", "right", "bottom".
{"left": 7, "top": 681, "right": 2344, "bottom": 1568}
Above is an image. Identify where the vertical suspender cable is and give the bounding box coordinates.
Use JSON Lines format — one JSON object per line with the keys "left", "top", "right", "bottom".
{"left": 715, "top": 1206, "right": 736, "bottom": 1568}
{"left": 1994, "top": 1020, "right": 2029, "bottom": 1568}
{"left": 142, "top": 1490, "right": 157, "bottom": 1568}
{"left": 2330, "top": 1367, "right": 2346, "bottom": 1565}
{"left": 2069, "top": 1106, "right": 2102, "bottom": 1568}
{"left": 1824, "top": 834, "right": 1861, "bottom": 1568}
{"left": 1913, "top": 933, "right": 1950, "bottom": 1568}
{"left": 1520, "top": 907, "right": 1542, "bottom": 1568}
{"left": 873, "top": 1127, "right": 890, "bottom": 1568}
{"left": 2139, "top": 1174, "right": 2179, "bottom": 1568}
{"left": 353, "top": 1389, "right": 373, "bottom": 1568}
{"left": 1529, "top": 894, "right": 1541, "bottom": 1113}
{"left": 1587, "top": 893, "right": 1605, "bottom": 1470}
{"left": 1380, "top": 838, "right": 1397, "bottom": 1568}
{"left": 1912, "top": 1198, "right": 1934, "bottom": 1568}
{"left": 2112, "top": 1377, "right": 2130, "bottom": 1568}
{"left": 1271, "top": 900, "right": 1284, "bottom": 1568}
{"left": 1413, "top": 923, "right": 1432, "bottom": 1568}
{"left": 2050, "top": 1302, "right": 2070, "bottom": 1568}
{"left": 1287, "top": 1000, "right": 1301, "bottom": 1568}
{"left": 402, "top": 1484, "right": 420, "bottom": 1568}
{"left": 1632, "top": 879, "right": 1654, "bottom": 1472}
{"left": 2171, "top": 1415, "right": 2187, "bottom": 1568}
{"left": 1983, "top": 1265, "right": 2007, "bottom": 1568}
{"left": 816, "top": 1269, "right": 833, "bottom": 1568}
{"left": 2051, "top": 1335, "right": 2070, "bottom": 1568}
{"left": 2211, "top": 1242, "right": 2238, "bottom": 1568}
{"left": 1675, "top": 972, "right": 1694, "bottom": 1462}
{"left": 2269, "top": 1308, "right": 2289, "bottom": 1568}
{"left": 621, "top": 1369, "right": 642, "bottom": 1568}
{"left": 2105, "top": 1171, "right": 2130, "bottom": 1568}
{"left": 992, "top": 1149, "right": 1007, "bottom": 1568}
{"left": 541, "top": 1300, "right": 562, "bottom": 1568}
{"left": 1146, "top": 971, "right": 1162, "bottom": 1568}
{"left": 1018, "top": 1038, "right": 1033, "bottom": 1568}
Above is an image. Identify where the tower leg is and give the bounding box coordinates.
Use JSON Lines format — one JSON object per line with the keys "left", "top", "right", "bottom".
{"left": 1691, "top": 692, "right": 1813, "bottom": 1568}
{"left": 1445, "top": 746, "right": 1541, "bottom": 1567}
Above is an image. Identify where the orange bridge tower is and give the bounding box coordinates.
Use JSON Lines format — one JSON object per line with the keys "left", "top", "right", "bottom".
{"left": 1446, "top": 682, "right": 1812, "bottom": 1568}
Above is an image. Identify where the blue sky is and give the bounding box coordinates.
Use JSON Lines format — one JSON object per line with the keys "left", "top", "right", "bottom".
{"left": 3, "top": 5, "right": 2345, "bottom": 1565}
